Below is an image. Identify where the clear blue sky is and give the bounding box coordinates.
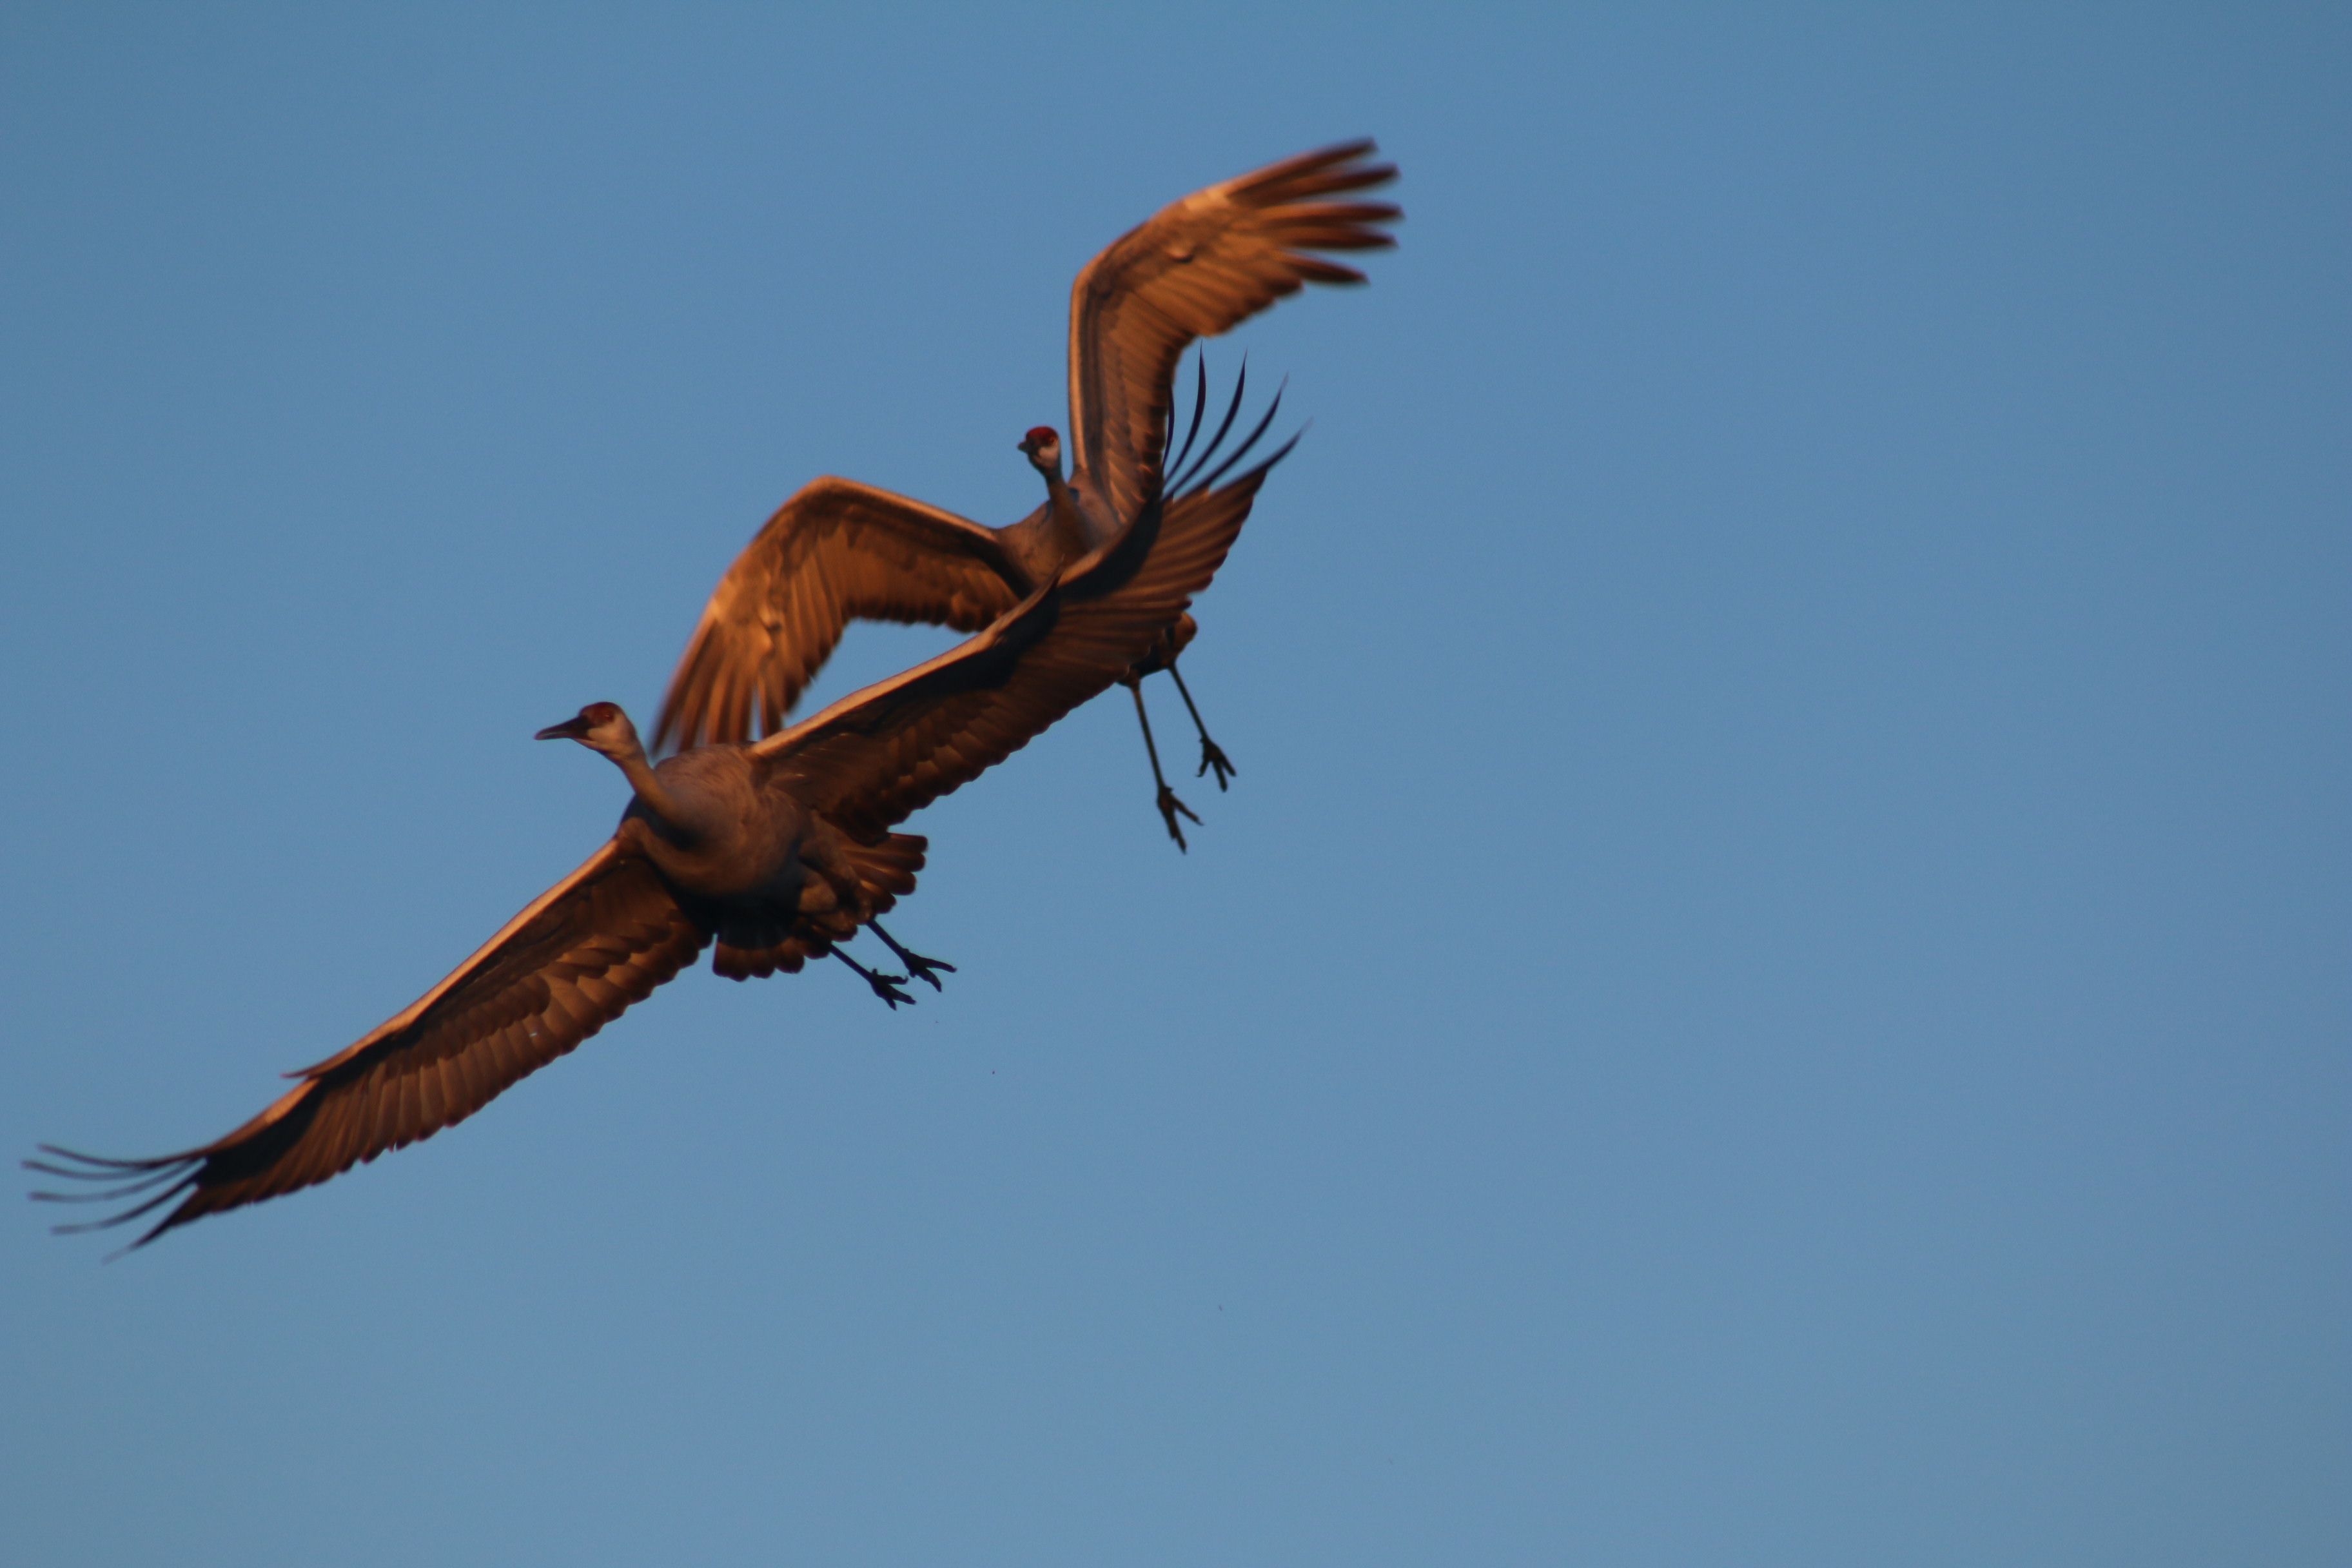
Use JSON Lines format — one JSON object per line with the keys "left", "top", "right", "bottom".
{"left": 5, "top": 6, "right": 2345, "bottom": 1563}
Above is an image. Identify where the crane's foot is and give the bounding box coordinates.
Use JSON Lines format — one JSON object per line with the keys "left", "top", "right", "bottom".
{"left": 870, "top": 920, "right": 956, "bottom": 992}
{"left": 897, "top": 950, "right": 955, "bottom": 991}
{"left": 861, "top": 969, "right": 916, "bottom": 1009}
{"left": 1164, "top": 662, "right": 1233, "bottom": 793}
{"left": 1196, "top": 736, "right": 1237, "bottom": 792}
{"left": 832, "top": 947, "right": 915, "bottom": 1009}
{"left": 1156, "top": 783, "right": 1201, "bottom": 853}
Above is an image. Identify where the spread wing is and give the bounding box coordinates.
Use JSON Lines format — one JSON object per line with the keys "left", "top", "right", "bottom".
{"left": 32, "top": 839, "right": 711, "bottom": 1247}
{"left": 753, "top": 447, "right": 1287, "bottom": 842}
{"left": 1068, "top": 139, "right": 1396, "bottom": 528}
{"left": 653, "top": 476, "right": 1030, "bottom": 754}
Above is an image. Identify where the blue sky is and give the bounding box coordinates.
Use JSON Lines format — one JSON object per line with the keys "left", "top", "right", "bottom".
{"left": 3, "top": 6, "right": 2346, "bottom": 1563}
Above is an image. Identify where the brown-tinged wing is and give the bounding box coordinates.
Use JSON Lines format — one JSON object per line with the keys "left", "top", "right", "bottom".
{"left": 1067, "top": 139, "right": 1396, "bottom": 527}
{"left": 654, "top": 476, "right": 1030, "bottom": 754}
{"left": 752, "top": 451, "right": 1286, "bottom": 841}
{"left": 31, "top": 839, "right": 711, "bottom": 1247}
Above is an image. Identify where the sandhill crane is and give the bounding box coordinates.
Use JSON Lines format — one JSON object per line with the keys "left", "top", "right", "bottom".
{"left": 30, "top": 438, "right": 1286, "bottom": 1249}
{"left": 654, "top": 140, "right": 1398, "bottom": 849}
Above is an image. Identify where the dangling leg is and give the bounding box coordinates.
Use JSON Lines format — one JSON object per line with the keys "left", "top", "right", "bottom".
{"left": 1164, "top": 660, "right": 1235, "bottom": 792}
{"left": 869, "top": 919, "right": 954, "bottom": 992}
{"left": 1128, "top": 676, "right": 1200, "bottom": 852}
{"left": 831, "top": 945, "right": 914, "bottom": 1009}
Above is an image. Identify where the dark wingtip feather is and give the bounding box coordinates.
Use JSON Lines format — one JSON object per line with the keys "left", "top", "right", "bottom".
{"left": 1184, "top": 382, "right": 1288, "bottom": 498}
{"left": 29, "top": 1164, "right": 188, "bottom": 1202}
{"left": 1163, "top": 349, "right": 1210, "bottom": 477}
{"left": 29, "top": 1143, "right": 204, "bottom": 1248}
{"left": 1250, "top": 148, "right": 1395, "bottom": 213}
{"left": 1266, "top": 139, "right": 1381, "bottom": 179}
{"left": 1288, "top": 257, "right": 1372, "bottom": 286}
{"left": 1171, "top": 360, "right": 1250, "bottom": 495}
{"left": 48, "top": 1173, "right": 197, "bottom": 1240}
{"left": 30, "top": 1142, "right": 164, "bottom": 1173}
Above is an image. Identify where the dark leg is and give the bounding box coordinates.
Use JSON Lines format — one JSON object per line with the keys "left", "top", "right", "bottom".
{"left": 831, "top": 945, "right": 914, "bottom": 1009}
{"left": 869, "top": 919, "right": 954, "bottom": 992}
{"left": 1165, "top": 661, "right": 1235, "bottom": 792}
{"left": 1128, "top": 677, "right": 1200, "bottom": 852}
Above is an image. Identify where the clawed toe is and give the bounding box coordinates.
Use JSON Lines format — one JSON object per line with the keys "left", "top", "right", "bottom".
{"left": 834, "top": 946, "right": 917, "bottom": 1008}
{"left": 899, "top": 952, "right": 956, "bottom": 991}
{"left": 1155, "top": 783, "right": 1201, "bottom": 852}
{"left": 868, "top": 920, "right": 954, "bottom": 992}
{"left": 1196, "top": 738, "right": 1236, "bottom": 792}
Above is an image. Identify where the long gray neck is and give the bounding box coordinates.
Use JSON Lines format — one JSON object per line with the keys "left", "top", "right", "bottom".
{"left": 1040, "top": 467, "right": 1102, "bottom": 556}
{"left": 604, "top": 741, "right": 691, "bottom": 830}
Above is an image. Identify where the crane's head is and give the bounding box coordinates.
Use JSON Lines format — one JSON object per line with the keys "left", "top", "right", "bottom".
{"left": 1017, "top": 425, "right": 1061, "bottom": 478}
{"left": 535, "top": 701, "right": 642, "bottom": 760}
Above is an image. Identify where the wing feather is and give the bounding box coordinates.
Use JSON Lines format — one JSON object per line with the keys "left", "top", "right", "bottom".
{"left": 32, "top": 840, "right": 711, "bottom": 1246}
{"left": 653, "top": 476, "right": 1030, "bottom": 754}
{"left": 1068, "top": 141, "right": 1396, "bottom": 526}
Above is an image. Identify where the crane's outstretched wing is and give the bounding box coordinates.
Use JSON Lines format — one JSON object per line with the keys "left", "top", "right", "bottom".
{"left": 1068, "top": 139, "right": 1396, "bottom": 529}
{"left": 653, "top": 476, "right": 1029, "bottom": 754}
{"left": 32, "top": 840, "right": 710, "bottom": 1247}
{"left": 754, "top": 439, "right": 1289, "bottom": 842}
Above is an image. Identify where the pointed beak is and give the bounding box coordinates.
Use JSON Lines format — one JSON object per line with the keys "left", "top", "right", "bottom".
{"left": 536, "top": 716, "right": 591, "bottom": 741}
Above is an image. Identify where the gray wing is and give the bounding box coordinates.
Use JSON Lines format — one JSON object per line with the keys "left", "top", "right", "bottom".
{"left": 32, "top": 840, "right": 710, "bottom": 1246}
{"left": 1066, "top": 141, "right": 1396, "bottom": 529}
{"left": 654, "top": 476, "right": 1030, "bottom": 753}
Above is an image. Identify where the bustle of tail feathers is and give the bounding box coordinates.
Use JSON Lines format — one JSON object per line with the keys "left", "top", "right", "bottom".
{"left": 710, "top": 832, "right": 926, "bottom": 981}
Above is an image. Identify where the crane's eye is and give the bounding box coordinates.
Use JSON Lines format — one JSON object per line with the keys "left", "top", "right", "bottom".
{"left": 1024, "top": 426, "right": 1057, "bottom": 447}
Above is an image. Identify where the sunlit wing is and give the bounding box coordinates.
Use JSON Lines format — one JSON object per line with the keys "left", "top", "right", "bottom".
{"left": 31, "top": 840, "right": 711, "bottom": 1247}
{"left": 753, "top": 446, "right": 1289, "bottom": 842}
{"left": 1068, "top": 139, "right": 1396, "bottom": 528}
{"left": 653, "top": 476, "right": 1030, "bottom": 754}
